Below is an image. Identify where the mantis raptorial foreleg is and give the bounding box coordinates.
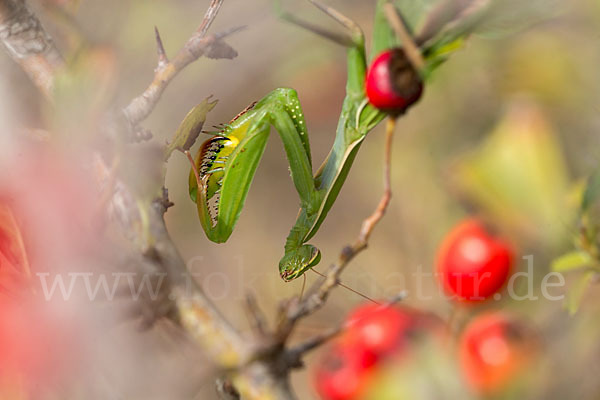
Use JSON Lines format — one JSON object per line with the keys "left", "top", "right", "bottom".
{"left": 188, "top": 88, "right": 319, "bottom": 243}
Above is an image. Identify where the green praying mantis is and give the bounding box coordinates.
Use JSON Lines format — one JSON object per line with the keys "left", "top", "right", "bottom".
{"left": 183, "top": 0, "right": 470, "bottom": 281}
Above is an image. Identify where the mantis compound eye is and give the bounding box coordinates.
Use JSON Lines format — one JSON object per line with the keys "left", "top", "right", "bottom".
{"left": 365, "top": 48, "right": 423, "bottom": 115}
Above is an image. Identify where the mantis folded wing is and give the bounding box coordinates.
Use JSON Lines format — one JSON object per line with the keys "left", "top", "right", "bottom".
{"left": 187, "top": 0, "right": 466, "bottom": 281}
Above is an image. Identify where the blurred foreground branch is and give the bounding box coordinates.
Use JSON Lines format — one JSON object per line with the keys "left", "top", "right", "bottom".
{"left": 0, "top": 1, "right": 403, "bottom": 398}
{"left": 0, "top": 0, "right": 63, "bottom": 98}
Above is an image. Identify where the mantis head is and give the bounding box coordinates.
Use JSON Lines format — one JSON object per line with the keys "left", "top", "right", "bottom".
{"left": 279, "top": 244, "right": 321, "bottom": 282}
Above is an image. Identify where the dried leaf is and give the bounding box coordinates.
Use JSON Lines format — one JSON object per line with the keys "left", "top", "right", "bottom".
{"left": 206, "top": 41, "right": 238, "bottom": 60}
{"left": 165, "top": 97, "right": 218, "bottom": 159}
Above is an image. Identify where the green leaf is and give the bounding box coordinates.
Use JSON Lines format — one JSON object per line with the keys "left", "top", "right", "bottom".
{"left": 371, "top": 0, "right": 400, "bottom": 59}
{"left": 582, "top": 170, "right": 600, "bottom": 213}
{"left": 566, "top": 270, "right": 595, "bottom": 315}
{"left": 552, "top": 251, "right": 593, "bottom": 272}
{"left": 393, "top": 0, "right": 441, "bottom": 33}
{"left": 164, "top": 97, "right": 218, "bottom": 160}
{"left": 451, "top": 102, "right": 572, "bottom": 246}
{"left": 474, "top": 0, "right": 564, "bottom": 38}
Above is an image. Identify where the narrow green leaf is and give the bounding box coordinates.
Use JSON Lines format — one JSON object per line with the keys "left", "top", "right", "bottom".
{"left": 566, "top": 270, "right": 595, "bottom": 315}
{"left": 165, "top": 97, "right": 218, "bottom": 160}
{"left": 551, "top": 251, "right": 593, "bottom": 273}
{"left": 371, "top": 0, "right": 399, "bottom": 60}
{"left": 451, "top": 103, "right": 571, "bottom": 246}
{"left": 582, "top": 170, "right": 600, "bottom": 213}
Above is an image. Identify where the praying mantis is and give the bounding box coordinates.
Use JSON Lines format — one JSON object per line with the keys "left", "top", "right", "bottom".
{"left": 184, "top": 0, "right": 468, "bottom": 281}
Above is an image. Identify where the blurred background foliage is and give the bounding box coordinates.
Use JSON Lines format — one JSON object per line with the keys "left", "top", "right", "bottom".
{"left": 2, "top": 0, "right": 600, "bottom": 398}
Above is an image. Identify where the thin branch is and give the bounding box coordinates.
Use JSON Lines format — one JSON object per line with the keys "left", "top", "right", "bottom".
{"left": 0, "top": 0, "right": 63, "bottom": 98}
{"left": 245, "top": 292, "right": 269, "bottom": 338}
{"left": 196, "top": 0, "right": 223, "bottom": 38}
{"left": 122, "top": 0, "right": 243, "bottom": 129}
{"left": 286, "top": 327, "right": 340, "bottom": 361}
{"left": 383, "top": 3, "right": 426, "bottom": 71}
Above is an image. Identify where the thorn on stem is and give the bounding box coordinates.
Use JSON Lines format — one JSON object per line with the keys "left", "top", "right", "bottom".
{"left": 154, "top": 26, "right": 169, "bottom": 68}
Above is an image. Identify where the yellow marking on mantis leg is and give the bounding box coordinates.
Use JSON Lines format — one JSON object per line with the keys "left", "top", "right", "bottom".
{"left": 193, "top": 102, "right": 257, "bottom": 225}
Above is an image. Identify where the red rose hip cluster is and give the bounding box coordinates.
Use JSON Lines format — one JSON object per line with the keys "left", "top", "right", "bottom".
{"left": 313, "top": 303, "right": 443, "bottom": 400}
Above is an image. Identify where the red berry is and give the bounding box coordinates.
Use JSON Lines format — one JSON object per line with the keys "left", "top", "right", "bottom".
{"left": 344, "top": 304, "right": 445, "bottom": 359}
{"left": 437, "top": 219, "right": 514, "bottom": 302}
{"left": 459, "top": 313, "right": 537, "bottom": 394}
{"left": 365, "top": 48, "right": 423, "bottom": 114}
{"left": 313, "top": 343, "right": 375, "bottom": 400}
{"left": 344, "top": 304, "right": 410, "bottom": 357}
{"left": 313, "top": 304, "right": 446, "bottom": 399}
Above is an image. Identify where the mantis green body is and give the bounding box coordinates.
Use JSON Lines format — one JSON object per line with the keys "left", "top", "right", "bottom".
{"left": 187, "top": 0, "right": 465, "bottom": 281}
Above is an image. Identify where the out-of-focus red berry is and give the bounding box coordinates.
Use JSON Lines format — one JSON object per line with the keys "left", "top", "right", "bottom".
{"left": 0, "top": 299, "right": 79, "bottom": 393}
{"left": 344, "top": 304, "right": 413, "bottom": 357}
{"left": 459, "top": 313, "right": 537, "bottom": 394}
{"left": 365, "top": 48, "right": 423, "bottom": 114}
{"left": 313, "top": 343, "right": 375, "bottom": 400}
{"left": 437, "top": 219, "right": 514, "bottom": 302}
{"left": 313, "top": 303, "right": 448, "bottom": 400}
{"left": 344, "top": 304, "right": 446, "bottom": 359}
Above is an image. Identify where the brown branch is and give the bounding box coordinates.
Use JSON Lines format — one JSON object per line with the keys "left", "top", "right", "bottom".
{"left": 122, "top": 0, "right": 243, "bottom": 129}
{"left": 196, "top": 0, "right": 223, "bottom": 37}
{"left": 286, "top": 292, "right": 407, "bottom": 361}
{"left": 245, "top": 292, "right": 269, "bottom": 338}
{"left": 286, "top": 327, "right": 340, "bottom": 360}
{"left": 92, "top": 155, "right": 248, "bottom": 366}
{"left": 0, "top": 0, "right": 63, "bottom": 98}
{"left": 383, "top": 3, "right": 425, "bottom": 71}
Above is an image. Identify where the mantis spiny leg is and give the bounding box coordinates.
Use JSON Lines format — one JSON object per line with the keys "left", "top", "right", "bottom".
{"left": 189, "top": 88, "right": 319, "bottom": 245}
